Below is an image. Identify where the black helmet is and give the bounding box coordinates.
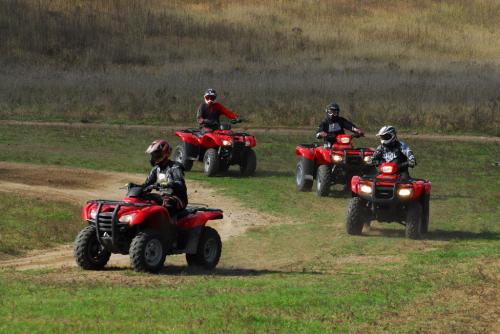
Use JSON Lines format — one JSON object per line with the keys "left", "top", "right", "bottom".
{"left": 325, "top": 102, "right": 340, "bottom": 118}
{"left": 204, "top": 88, "right": 217, "bottom": 103}
{"left": 376, "top": 125, "right": 397, "bottom": 145}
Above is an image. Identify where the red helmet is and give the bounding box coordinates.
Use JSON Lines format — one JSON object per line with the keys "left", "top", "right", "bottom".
{"left": 145, "top": 139, "right": 171, "bottom": 166}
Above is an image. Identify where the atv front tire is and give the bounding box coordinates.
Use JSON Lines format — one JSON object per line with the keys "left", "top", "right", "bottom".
{"left": 74, "top": 226, "right": 111, "bottom": 270}
{"left": 129, "top": 231, "right": 166, "bottom": 273}
{"left": 406, "top": 202, "right": 423, "bottom": 239}
{"left": 203, "top": 148, "right": 219, "bottom": 177}
{"left": 186, "top": 226, "right": 222, "bottom": 270}
{"left": 296, "top": 159, "right": 313, "bottom": 191}
{"left": 316, "top": 165, "right": 331, "bottom": 197}
{"left": 240, "top": 148, "right": 257, "bottom": 176}
{"left": 173, "top": 143, "right": 194, "bottom": 171}
{"left": 346, "top": 197, "right": 370, "bottom": 235}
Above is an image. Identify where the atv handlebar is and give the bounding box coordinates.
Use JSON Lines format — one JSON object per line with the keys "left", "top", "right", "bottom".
{"left": 231, "top": 118, "right": 243, "bottom": 124}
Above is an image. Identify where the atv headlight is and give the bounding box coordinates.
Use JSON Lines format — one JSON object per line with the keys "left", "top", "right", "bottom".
{"left": 363, "top": 156, "right": 371, "bottom": 163}
{"left": 398, "top": 188, "right": 412, "bottom": 197}
{"left": 360, "top": 184, "right": 372, "bottom": 194}
{"left": 332, "top": 154, "right": 343, "bottom": 162}
{"left": 245, "top": 140, "right": 251, "bottom": 147}
{"left": 90, "top": 209, "right": 97, "bottom": 220}
{"left": 119, "top": 213, "right": 136, "bottom": 223}
{"left": 222, "top": 140, "right": 232, "bottom": 146}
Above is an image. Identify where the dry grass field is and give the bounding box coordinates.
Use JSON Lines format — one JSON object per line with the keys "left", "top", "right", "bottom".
{"left": 0, "top": 0, "right": 499, "bottom": 133}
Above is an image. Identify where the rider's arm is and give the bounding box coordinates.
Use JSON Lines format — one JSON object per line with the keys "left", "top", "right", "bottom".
{"left": 217, "top": 103, "right": 237, "bottom": 120}
{"left": 369, "top": 145, "right": 384, "bottom": 165}
{"left": 400, "top": 141, "right": 417, "bottom": 167}
{"left": 142, "top": 167, "right": 158, "bottom": 187}
{"left": 196, "top": 104, "right": 205, "bottom": 124}
{"left": 340, "top": 117, "right": 363, "bottom": 135}
{"left": 315, "top": 120, "right": 328, "bottom": 138}
{"left": 165, "top": 165, "right": 187, "bottom": 196}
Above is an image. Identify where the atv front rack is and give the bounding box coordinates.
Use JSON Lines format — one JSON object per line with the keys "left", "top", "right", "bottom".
{"left": 87, "top": 200, "right": 152, "bottom": 249}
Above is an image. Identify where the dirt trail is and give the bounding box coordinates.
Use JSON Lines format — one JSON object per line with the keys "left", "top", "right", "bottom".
{"left": 1, "top": 120, "right": 498, "bottom": 143}
{"left": 0, "top": 161, "right": 283, "bottom": 270}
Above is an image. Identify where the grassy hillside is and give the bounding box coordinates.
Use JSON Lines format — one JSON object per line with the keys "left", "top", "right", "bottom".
{"left": 0, "top": 0, "right": 499, "bottom": 133}
{"left": 0, "top": 123, "right": 498, "bottom": 332}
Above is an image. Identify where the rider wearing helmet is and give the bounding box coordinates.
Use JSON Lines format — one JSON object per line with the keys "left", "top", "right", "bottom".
{"left": 315, "top": 102, "right": 364, "bottom": 145}
{"left": 143, "top": 139, "right": 188, "bottom": 216}
{"left": 197, "top": 88, "right": 238, "bottom": 131}
{"left": 369, "top": 125, "right": 417, "bottom": 180}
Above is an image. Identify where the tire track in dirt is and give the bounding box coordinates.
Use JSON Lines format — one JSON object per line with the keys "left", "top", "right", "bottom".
{"left": 0, "top": 161, "right": 284, "bottom": 271}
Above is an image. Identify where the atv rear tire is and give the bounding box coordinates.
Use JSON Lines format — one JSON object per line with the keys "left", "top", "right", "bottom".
{"left": 316, "top": 165, "right": 331, "bottom": 197}
{"left": 405, "top": 202, "right": 422, "bottom": 239}
{"left": 296, "top": 159, "right": 313, "bottom": 191}
{"left": 421, "top": 195, "right": 430, "bottom": 234}
{"left": 173, "top": 143, "right": 193, "bottom": 171}
{"left": 203, "top": 148, "right": 219, "bottom": 177}
{"left": 74, "top": 226, "right": 111, "bottom": 270}
{"left": 129, "top": 231, "right": 166, "bottom": 273}
{"left": 346, "top": 197, "right": 370, "bottom": 235}
{"left": 240, "top": 148, "right": 257, "bottom": 176}
{"left": 186, "top": 226, "right": 222, "bottom": 270}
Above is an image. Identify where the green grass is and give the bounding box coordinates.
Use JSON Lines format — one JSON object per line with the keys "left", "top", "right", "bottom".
{"left": 0, "top": 193, "right": 81, "bottom": 256}
{"left": 0, "top": 123, "right": 498, "bottom": 332}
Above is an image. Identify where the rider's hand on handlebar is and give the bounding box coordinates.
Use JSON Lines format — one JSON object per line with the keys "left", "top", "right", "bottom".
{"left": 318, "top": 131, "right": 327, "bottom": 138}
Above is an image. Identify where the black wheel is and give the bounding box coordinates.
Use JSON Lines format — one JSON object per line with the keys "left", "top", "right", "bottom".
{"left": 129, "top": 231, "right": 166, "bottom": 273}
{"left": 421, "top": 195, "right": 430, "bottom": 234}
{"left": 316, "top": 165, "right": 331, "bottom": 197}
{"left": 240, "top": 148, "right": 257, "bottom": 176}
{"left": 203, "top": 148, "right": 219, "bottom": 177}
{"left": 74, "top": 226, "right": 111, "bottom": 270}
{"left": 405, "top": 202, "right": 422, "bottom": 239}
{"left": 186, "top": 226, "right": 222, "bottom": 270}
{"left": 346, "top": 197, "right": 370, "bottom": 235}
{"left": 173, "top": 143, "right": 193, "bottom": 171}
{"left": 296, "top": 159, "right": 313, "bottom": 192}
{"left": 219, "top": 160, "right": 230, "bottom": 173}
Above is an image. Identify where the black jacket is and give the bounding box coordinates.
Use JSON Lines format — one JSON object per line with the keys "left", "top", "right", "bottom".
{"left": 143, "top": 160, "right": 188, "bottom": 206}
{"left": 315, "top": 116, "right": 360, "bottom": 144}
{"left": 370, "top": 140, "right": 417, "bottom": 173}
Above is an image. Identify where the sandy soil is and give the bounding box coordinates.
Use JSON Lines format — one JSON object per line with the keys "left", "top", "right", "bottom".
{"left": 0, "top": 161, "right": 283, "bottom": 271}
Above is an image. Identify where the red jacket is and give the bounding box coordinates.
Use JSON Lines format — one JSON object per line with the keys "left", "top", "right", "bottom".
{"left": 197, "top": 102, "right": 237, "bottom": 129}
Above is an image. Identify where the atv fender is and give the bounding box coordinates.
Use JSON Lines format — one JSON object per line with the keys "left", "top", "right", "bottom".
{"left": 315, "top": 147, "right": 332, "bottom": 165}
{"left": 129, "top": 206, "right": 171, "bottom": 229}
{"left": 295, "top": 145, "right": 315, "bottom": 160}
{"left": 175, "top": 131, "right": 200, "bottom": 146}
{"left": 200, "top": 133, "right": 222, "bottom": 148}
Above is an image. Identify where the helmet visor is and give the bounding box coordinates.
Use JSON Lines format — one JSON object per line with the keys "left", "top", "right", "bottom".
{"left": 150, "top": 150, "right": 163, "bottom": 163}
{"left": 380, "top": 133, "right": 393, "bottom": 141}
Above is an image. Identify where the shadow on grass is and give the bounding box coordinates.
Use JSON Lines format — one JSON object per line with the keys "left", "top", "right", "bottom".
{"left": 426, "top": 229, "right": 500, "bottom": 241}
{"left": 365, "top": 226, "right": 500, "bottom": 241}
{"left": 159, "top": 265, "right": 322, "bottom": 276}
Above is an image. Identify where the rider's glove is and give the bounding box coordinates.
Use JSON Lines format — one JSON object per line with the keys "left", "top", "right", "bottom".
{"left": 316, "top": 131, "right": 327, "bottom": 139}
{"left": 407, "top": 160, "right": 416, "bottom": 168}
{"left": 356, "top": 128, "right": 364, "bottom": 137}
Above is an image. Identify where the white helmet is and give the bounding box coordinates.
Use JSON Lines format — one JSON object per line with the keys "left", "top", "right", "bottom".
{"left": 377, "top": 125, "right": 397, "bottom": 145}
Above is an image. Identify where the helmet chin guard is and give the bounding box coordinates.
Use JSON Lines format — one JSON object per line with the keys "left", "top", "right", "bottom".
{"left": 377, "top": 125, "right": 397, "bottom": 145}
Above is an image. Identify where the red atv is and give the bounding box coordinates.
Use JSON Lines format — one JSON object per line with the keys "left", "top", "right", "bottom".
{"left": 347, "top": 162, "right": 431, "bottom": 239}
{"left": 74, "top": 184, "right": 223, "bottom": 273}
{"left": 173, "top": 119, "right": 257, "bottom": 176}
{"left": 295, "top": 134, "right": 375, "bottom": 196}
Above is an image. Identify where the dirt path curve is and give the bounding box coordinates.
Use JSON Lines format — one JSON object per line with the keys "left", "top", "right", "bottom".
{"left": 1, "top": 120, "right": 498, "bottom": 143}
{"left": 0, "top": 161, "right": 283, "bottom": 270}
